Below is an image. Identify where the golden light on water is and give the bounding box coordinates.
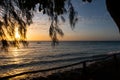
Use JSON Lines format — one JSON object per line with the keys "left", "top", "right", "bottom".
{"left": 11, "top": 48, "right": 22, "bottom": 64}
{"left": 0, "top": 48, "right": 29, "bottom": 79}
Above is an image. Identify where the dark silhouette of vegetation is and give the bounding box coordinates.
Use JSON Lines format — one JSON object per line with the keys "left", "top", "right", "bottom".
{"left": 0, "top": 0, "right": 119, "bottom": 50}
{"left": 106, "top": 0, "right": 120, "bottom": 32}
{"left": 0, "top": 0, "right": 80, "bottom": 49}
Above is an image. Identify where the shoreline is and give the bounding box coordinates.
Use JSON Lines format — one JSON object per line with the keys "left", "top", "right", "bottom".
{"left": 1, "top": 53, "right": 120, "bottom": 80}
{"left": 27, "top": 55, "right": 120, "bottom": 80}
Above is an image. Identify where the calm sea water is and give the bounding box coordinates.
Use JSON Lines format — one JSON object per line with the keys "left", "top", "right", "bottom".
{"left": 0, "top": 41, "right": 120, "bottom": 78}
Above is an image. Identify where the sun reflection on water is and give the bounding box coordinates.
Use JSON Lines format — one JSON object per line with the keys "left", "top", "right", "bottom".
{"left": 10, "top": 48, "right": 22, "bottom": 64}
{"left": 0, "top": 48, "right": 30, "bottom": 79}
{"left": 9, "top": 74, "right": 28, "bottom": 80}
{"left": 1, "top": 68, "right": 29, "bottom": 80}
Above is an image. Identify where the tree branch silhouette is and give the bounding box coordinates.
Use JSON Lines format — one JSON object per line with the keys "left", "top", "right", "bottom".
{"left": 0, "top": 0, "right": 79, "bottom": 49}
{"left": 0, "top": 0, "right": 119, "bottom": 50}
{"left": 106, "top": 0, "right": 120, "bottom": 32}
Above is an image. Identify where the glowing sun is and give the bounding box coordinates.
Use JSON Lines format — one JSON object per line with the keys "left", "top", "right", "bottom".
{"left": 15, "top": 27, "right": 20, "bottom": 39}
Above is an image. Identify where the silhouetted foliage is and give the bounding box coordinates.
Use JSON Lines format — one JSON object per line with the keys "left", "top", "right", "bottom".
{"left": 0, "top": 0, "right": 80, "bottom": 49}
{"left": 0, "top": 0, "right": 119, "bottom": 50}
{"left": 106, "top": 0, "right": 120, "bottom": 32}
{"left": 82, "top": 0, "right": 92, "bottom": 3}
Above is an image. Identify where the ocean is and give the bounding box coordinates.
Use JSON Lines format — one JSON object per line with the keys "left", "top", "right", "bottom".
{"left": 0, "top": 41, "right": 120, "bottom": 79}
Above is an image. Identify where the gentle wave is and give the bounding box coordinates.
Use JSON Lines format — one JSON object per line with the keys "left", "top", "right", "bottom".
{"left": 1, "top": 41, "right": 120, "bottom": 78}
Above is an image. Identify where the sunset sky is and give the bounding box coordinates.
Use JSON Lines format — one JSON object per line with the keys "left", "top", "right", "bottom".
{"left": 27, "top": 0, "right": 120, "bottom": 41}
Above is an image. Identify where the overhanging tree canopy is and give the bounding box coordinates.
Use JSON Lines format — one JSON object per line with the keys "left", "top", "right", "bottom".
{"left": 0, "top": 0, "right": 119, "bottom": 49}
{"left": 106, "top": 0, "right": 120, "bottom": 32}
{"left": 0, "top": 0, "right": 81, "bottom": 48}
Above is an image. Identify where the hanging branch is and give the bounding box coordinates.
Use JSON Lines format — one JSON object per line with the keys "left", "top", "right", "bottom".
{"left": 0, "top": 0, "right": 89, "bottom": 49}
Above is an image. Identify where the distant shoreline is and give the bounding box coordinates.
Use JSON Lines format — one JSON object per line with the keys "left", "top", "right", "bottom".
{"left": 1, "top": 40, "right": 120, "bottom": 42}
{"left": 27, "top": 40, "right": 120, "bottom": 42}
